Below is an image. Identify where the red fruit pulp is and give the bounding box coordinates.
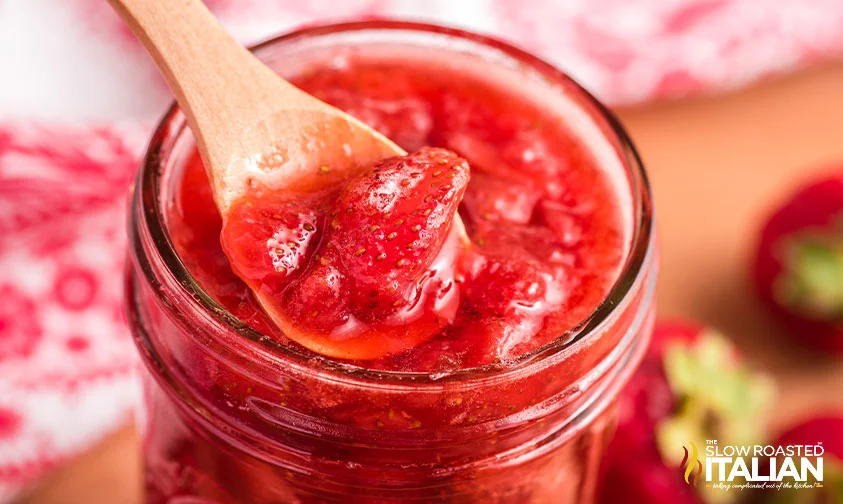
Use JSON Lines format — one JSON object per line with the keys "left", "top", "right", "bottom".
{"left": 171, "top": 60, "right": 627, "bottom": 371}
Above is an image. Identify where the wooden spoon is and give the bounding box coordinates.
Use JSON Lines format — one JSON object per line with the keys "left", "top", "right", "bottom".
{"left": 108, "top": 0, "right": 469, "bottom": 358}
{"left": 107, "top": 0, "right": 406, "bottom": 215}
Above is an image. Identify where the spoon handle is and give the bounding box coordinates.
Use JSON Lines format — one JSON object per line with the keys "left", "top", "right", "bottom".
{"left": 106, "top": 0, "right": 305, "bottom": 171}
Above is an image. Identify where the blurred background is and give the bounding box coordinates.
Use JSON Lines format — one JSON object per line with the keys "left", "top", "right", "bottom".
{"left": 1, "top": 0, "right": 843, "bottom": 502}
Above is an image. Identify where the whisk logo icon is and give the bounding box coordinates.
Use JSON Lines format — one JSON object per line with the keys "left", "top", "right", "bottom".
{"left": 681, "top": 442, "right": 704, "bottom": 486}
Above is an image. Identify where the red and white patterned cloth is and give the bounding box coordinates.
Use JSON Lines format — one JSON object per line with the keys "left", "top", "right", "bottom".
{"left": 1, "top": 0, "right": 842, "bottom": 499}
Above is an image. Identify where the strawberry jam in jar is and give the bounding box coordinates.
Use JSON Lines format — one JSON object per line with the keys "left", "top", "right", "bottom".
{"left": 127, "top": 21, "right": 656, "bottom": 503}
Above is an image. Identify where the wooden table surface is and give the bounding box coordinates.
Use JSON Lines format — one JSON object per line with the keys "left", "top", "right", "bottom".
{"left": 16, "top": 63, "right": 843, "bottom": 504}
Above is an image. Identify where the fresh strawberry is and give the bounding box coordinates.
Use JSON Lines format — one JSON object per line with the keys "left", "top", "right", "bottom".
{"left": 774, "top": 417, "right": 843, "bottom": 470}
{"left": 757, "top": 416, "right": 843, "bottom": 503}
{"left": 223, "top": 147, "right": 470, "bottom": 360}
{"left": 599, "top": 321, "right": 774, "bottom": 504}
{"left": 754, "top": 172, "right": 843, "bottom": 354}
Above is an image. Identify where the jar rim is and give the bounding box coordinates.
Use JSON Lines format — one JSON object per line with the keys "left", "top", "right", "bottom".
{"left": 132, "top": 19, "right": 655, "bottom": 386}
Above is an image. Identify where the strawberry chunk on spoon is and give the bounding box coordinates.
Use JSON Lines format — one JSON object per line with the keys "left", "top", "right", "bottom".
{"left": 222, "top": 147, "right": 470, "bottom": 359}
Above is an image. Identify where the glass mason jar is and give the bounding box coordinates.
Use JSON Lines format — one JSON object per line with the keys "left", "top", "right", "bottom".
{"left": 126, "top": 21, "right": 657, "bottom": 504}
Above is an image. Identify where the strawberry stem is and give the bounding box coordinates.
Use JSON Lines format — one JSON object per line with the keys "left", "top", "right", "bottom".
{"left": 655, "top": 331, "right": 775, "bottom": 503}
{"left": 775, "top": 238, "right": 843, "bottom": 320}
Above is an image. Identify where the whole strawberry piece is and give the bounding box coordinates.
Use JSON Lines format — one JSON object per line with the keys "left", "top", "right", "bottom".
{"left": 757, "top": 416, "right": 843, "bottom": 503}
{"left": 754, "top": 173, "right": 843, "bottom": 353}
{"left": 224, "top": 147, "right": 470, "bottom": 360}
{"left": 598, "top": 321, "right": 774, "bottom": 504}
{"left": 310, "top": 147, "right": 468, "bottom": 322}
